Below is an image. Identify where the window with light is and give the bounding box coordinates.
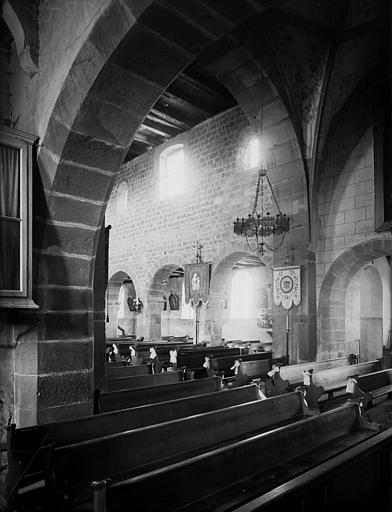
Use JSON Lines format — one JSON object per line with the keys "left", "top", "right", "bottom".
{"left": 230, "top": 270, "right": 253, "bottom": 319}
{"left": 159, "top": 144, "right": 184, "bottom": 200}
{"left": 244, "top": 137, "right": 260, "bottom": 169}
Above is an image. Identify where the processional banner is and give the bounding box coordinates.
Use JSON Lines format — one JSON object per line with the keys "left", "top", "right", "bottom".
{"left": 273, "top": 266, "right": 301, "bottom": 311}
{"left": 184, "top": 262, "right": 210, "bottom": 306}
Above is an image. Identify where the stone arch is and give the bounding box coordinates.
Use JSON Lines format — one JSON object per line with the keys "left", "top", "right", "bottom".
{"left": 30, "top": 1, "right": 308, "bottom": 421}
{"left": 318, "top": 237, "right": 392, "bottom": 360}
{"left": 144, "top": 255, "right": 186, "bottom": 341}
{"left": 207, "top": 244, "right": 270, "bottom": 345}
{"left": 106, "top": 270, "right": 140, "bottom": 339}
{"left": 210, "top": 244, "right": 269, "bottom": 297}
{"left": 108, "top": 264, "right": 142, "bottom": 299}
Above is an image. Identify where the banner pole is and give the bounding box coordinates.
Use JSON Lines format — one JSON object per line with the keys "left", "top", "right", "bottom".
{"left": 195, "top": 304, "right": 200, "bottom": 345}
{"left": 286, "top": 310, "right": 289, "bottom": 365}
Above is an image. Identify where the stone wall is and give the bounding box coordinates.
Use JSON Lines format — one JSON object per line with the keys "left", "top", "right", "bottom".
{"left": 316, "top": 89, "right": 391, "bottom": 359}
{"left": 106, "top": 106, "right": 300, "bottom": 346}
{"left": 316, "top": 91, "right": 377, "bottom": 292}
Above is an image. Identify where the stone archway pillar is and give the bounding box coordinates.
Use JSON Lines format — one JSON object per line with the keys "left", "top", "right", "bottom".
{"left": 204, "top": 294, "right": 223, "bottom": 346}
{"left": 142, "top": 297, "right": 164, "bottom": 341}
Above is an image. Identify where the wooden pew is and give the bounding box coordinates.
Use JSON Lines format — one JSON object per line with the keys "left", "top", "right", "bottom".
{"left": 6, "top": 384, "right": 258, "bottom": 506}
{"left": 357, "top": 368, "right": 392, "bottom": 405}
{"left": 97, "top": 403, "right": 379, "bottom": 512}
{"left": 239, "top": 357, "right": 287, "bottom": 380}
{"left": 95, "top": 376, "right": 222, "bottom": 413}
{"left": 105, "top": 360, "right": 128, "bottom": 367}
{"left": 106, "top": 364, "right": 151, "bottom": 379}
{"left": 229, "top": 427, "right": 392, "bottom": 511}
{"left": 282, "top": 360, "right": 383, "bottom": 402}
{"left": 278, "top": 357, "right": 353, "bottom": 389}
{"left": 212, "top": 352, "right": 272, "bottom": 384}
{"left": 45, "top": 391, "right": 313, "bottom": 507}
{"left": 177, "top": 347, "right": 241, "bottom": 370}
{"left": 106, "top": 370, "right": 182, "bottom": 392}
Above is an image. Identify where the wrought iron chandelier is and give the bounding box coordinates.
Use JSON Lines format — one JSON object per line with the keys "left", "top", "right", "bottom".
{"left": 233, "top": 168, "right": 289, "bottom": 255}
{"left": 233, "top": 40, "right": 289, "bottom": 256}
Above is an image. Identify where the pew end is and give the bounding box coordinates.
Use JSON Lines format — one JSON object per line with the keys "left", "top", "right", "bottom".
{"left": 91, "top": 479, "right": 110, "bottom": 512}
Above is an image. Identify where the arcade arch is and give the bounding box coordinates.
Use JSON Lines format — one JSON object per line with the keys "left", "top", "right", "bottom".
{"left": 318, "top": 238, "right": 392, "bottom": 361}
{"left": 106, "top": 271, "right": 138, "bottom": 339}
{"left": 209, "top": 249, "right": 273, "bottom": 347}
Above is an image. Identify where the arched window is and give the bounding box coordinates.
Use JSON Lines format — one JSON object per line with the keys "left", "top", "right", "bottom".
{"left": 244, "top": 136, "right": 260, "bottom": 169}
{"left": 159, "top": 144, "right": 184, "bottom": 199}
{"left": 230, "top": 270, "right": 253, "bottom": 319}
{"left": 181, "top": 281, "right": 194, "bottom": 319}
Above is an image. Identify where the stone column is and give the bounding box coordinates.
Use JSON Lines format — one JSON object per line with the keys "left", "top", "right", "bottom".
{"left": 142, "top": 298, "right": 164, "bottom": 341}
{"left": 204, "top": 294, "right": 223, "bottom": 346}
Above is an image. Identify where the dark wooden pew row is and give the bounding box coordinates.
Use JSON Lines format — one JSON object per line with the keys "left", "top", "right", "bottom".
{"left": 95, "top": 376, "right": 222, "bottom": 413}
{"left": 177, "top": 347, "right": 241, "bottom": 370}
{"left": 106, "top": 369, "right": 182, "bottom": 392}
{"left": 231, "top": 427, "right": 392, "bottom": 511}
{"left": 6, "top": 384, "right": 258, "bottom": 506}
{"left": 105, "top": 360, "right": 128, "bottom": 367}
{"left": 239, "top": 357, "right": 287, "bottom": 380}
{"left": 212, "top": 352, "right": 272, "bottom": 379}
{"left": 97, "top": 403, "right": 379, "bottom": 512}
{"left": 45, "top": 391, "right": 313, "bottom": 508}
{"left": 106, "top": 363, "right": 152, "bottom": 379}
{"left": 357, "top": 368, "right": 392, "bottom": 405}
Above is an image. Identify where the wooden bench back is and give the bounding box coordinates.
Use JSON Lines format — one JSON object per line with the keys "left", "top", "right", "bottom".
{"left": 239, "top": 357, "right": 286, "bottom": 379}
{"left": 309, "top": 360, "right": 382, "bottom": 392}
{"left": 279, "top": 357, "right": 349, "bottom": 386}
{"left": 177, "top": 347, "right": 241, "bottom": 369}
{"left": 212, "top": 352, "right": 272, "bottom": 376}
{"left": 48, "top": 391, "right": 310, "bottom": 496}
{"left": 357, "top": 368, "right": 392, "bottom": 391}
{"left": 104, "top": 403, "right": 376, "bottom": 512}
{"left": 105, "top": 361, "right": 128, "bottom": 367}
{"left": 96, "top": 376, "right": 222, "bottom": 413}
{"left": 106, "top": 364, "right": 151, "bottom": 379}
{"left": 6, "top": 383, "right": 254, "bottom": 504}
{"left": 106, "top": 370, "right": 182, "bottom": 392}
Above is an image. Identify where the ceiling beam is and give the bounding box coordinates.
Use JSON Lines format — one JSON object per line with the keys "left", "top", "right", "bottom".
{"left": 153, "top": 100, "right": 197, "bottom": 128}
{"left": 133, "top": 130, "right": 164, "bottom": 147}
{"left": 179, "top": 68, "right": 235, "bottom": 104}
{"left": 143, "top": 116, "right": 182, "bottom": 138}
{"left": 160, "top": 90, "right": 211, "bottom": 118}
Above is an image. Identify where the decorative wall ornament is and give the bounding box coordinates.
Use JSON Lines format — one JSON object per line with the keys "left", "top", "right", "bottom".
{"left": 273, "top": 266, "right": 301, "bottom": 311}
{"left": 127, "top": 297, "right": 143, "bottom": 312}
{"left": 184, "top": 262, "right": 210, "bottom": 307}
{"left": 168, "top": 291, "right": 179, "bottom": 310}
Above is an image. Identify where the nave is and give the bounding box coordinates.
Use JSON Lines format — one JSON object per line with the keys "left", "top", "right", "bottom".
{"left": 1, "top": 0, "right": 392, "bottom": 510}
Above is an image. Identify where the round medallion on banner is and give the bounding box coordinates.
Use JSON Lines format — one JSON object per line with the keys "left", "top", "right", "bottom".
{"left": 280, "top": 275, "right": 294, "bottom": 294}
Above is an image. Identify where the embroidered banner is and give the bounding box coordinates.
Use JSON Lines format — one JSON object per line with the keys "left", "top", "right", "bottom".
{"left": 184, "top": 262, "right": 210, "bottom": 306}
{"left": 273, "top": 266, "right": 301, "bottom": 311}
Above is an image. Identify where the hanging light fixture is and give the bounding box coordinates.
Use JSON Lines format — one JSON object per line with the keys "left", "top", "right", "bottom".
{"left": 233, "top": 38, "right": 289, "bottom": 256}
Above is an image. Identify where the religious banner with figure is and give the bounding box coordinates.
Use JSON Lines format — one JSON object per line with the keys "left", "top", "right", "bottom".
{"left": 273, "top": 266, "right": 301, "bottom": 310}
{"left": 184, "top": 262, "right": 210, "bottom": 306}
